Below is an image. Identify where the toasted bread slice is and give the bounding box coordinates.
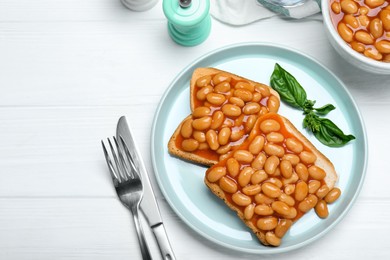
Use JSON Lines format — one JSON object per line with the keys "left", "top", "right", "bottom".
{"left": 168, "top": 67, "right": 280, "bottom": 166}
{"left": 204, "top": 113, "right": 339, "bottom": 246}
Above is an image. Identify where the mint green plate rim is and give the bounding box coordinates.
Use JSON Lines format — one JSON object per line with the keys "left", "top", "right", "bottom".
{"left": 150, "top": 42, "right": 368, "bottom": 254}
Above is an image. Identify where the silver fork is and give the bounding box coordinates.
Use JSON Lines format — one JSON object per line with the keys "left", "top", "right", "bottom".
{"left": 102, "top": 136, "right": 152, "bottom": 260}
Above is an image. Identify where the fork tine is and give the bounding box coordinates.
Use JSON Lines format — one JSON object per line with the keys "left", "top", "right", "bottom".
{"left": 101, "top": 140, "right": 120, "bottom": 184}
{"left": 113, "top": 136, "right": 132, "bottom": 180}
{"left": 119, "top": 135, "right": 141, "bottom": 181}
{"left": 107, "top": 137, "right": 126, "bottom": 183}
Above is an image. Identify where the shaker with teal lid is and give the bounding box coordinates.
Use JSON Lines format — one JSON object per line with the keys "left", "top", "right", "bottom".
{"left": 163, "top": 0, "right": 211, "bottom": 46}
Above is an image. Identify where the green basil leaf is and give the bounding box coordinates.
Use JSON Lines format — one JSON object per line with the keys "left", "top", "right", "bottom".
{"left": 304, "top": 114, "right": 355, "bottom": 147}
{"left": 314, "top": 104, "right": 336, "bottom": 115}
{"left": 270, "top": 63, "right": 307, "bottom": 109}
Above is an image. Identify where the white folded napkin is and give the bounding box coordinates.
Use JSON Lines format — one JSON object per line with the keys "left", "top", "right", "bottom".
{"left": 210, "top": 0, "right": 322, "bottom": 26}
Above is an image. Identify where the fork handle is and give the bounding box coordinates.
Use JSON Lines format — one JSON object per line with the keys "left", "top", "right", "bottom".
{"left": 131, "top": 205, "right": 152, "bottom": 260}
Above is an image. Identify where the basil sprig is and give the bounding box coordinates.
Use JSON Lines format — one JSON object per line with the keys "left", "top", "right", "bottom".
{"left": 270, "top": 63, "right": 355, "bottom": 147}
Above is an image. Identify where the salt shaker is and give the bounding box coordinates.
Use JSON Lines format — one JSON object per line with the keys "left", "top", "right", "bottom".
{"left": 163, "top": 0, "right": 211, "bottom": 46}
{"left": 121, "top": 0, "right": 158, "bottom": 12}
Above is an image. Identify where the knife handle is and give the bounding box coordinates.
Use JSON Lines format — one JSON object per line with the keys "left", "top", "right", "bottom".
{"left": 152, "top": 223, "right": 176, "bottom": 260}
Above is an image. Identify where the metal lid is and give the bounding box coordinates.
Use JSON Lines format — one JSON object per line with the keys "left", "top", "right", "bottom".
{"left": 163, "top": 0, "right": 210, "bottom": 27}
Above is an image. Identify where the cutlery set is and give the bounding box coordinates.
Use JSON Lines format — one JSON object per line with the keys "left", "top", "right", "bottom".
{"left": 102, "top": 116, "right": 175, "bottom": 260}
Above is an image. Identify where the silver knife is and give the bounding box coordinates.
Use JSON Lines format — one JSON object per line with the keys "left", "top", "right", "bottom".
{"left": 117, "top": 116, "right": 176, "bottom": 260}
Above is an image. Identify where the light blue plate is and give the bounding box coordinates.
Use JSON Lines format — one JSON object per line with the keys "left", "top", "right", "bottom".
{"left": 151, "top": 43, "right": 368, "bottom": 254}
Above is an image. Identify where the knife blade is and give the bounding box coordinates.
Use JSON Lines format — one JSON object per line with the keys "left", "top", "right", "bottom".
{"left": 117, "top": 116, "right": 176, "bottom": 260}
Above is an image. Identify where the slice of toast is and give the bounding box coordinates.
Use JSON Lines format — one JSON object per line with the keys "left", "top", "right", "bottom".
{"left": 168, "top": 67, "right": 280, "bottom": 166}
{"left": 204, "top": 113, "right": 339, "bottom": 246}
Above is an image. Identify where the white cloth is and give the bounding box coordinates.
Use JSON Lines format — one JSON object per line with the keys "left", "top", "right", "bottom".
{"left": 210, "top": 0, "right": 322, "bottom": 26}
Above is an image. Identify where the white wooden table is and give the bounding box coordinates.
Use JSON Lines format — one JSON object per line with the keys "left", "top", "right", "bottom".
{"left": 1, "top": 0, "right": 390, "bottom": 259}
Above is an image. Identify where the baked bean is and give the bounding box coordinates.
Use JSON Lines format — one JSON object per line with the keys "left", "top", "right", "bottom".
{"left": 180, "top": 118, "right": 193, "bottom": 138}
{"left": 206, "top": 129, "right": 219, "bottom": 151}
{"left": 210, "top": 111, "right": 224, "bottom": 129}
{"left": 193, "top": 131, "right": 206, "bottom": 143}
{"left": 232, "top": 192, "right": 252, "bottom": 206}
{"left": 251, "top": 153, "right": 266, "bottom": 170}
{"left": 315, "top": 200, "right": 329, "bottom": 218}
{"left": 264, "top": 143, "right": 285, "bottom": 157}
{"left": 308, "top": 165, "right": 326, "bottom": 180}
{"left": 257, "top": 217, "right": 278, "bottom": 231}
{"left": 252, "top": 92, "right": 262, "bottom": 102}
{"left": 238, "top": 167, "right": 254, "bottom": 187}
{"left": 325, "top": 187, "right": 341, "bottom": 203}
{"left": 230, "top": 128, "right": 245, "bottom": 142}
{"left": 234, "top": 150, "right": 254, "bottom": 163}
{"left": 282, "top": 154, "right": 300, "bottom": 166}
{"left": 196, "top": 85, "right": 213, "bottom": 101}
{"left": 181, "top": 138, "right": 199, "bottom": 152}
{"left": 264, "top": 155, "right": 280, "bottom": 175}
{"left": 355, "top": 30, "right": 374, "bottom": 44}
{"left": 249, "top": 136, "right": 265, "bottom": 155}
{"left": 284, "top": 184, "right": 295, "bottom": 195}
{"left": 316, "top": 185, "right": 330, "bottom": 199}
{"left": 245, "top": 115, "right": 257, "bottom": 132}
{"left": 229, "top": 97, "right": 245, "bottom": 107}
{"left": 365, "top": 0, "right": 384, "bottom": 8}
{"left": 219, "top": 153, "right": 231, "bottom": 161}
{"left": 207, "top": 166, "right": 226, "bottom": 182}
{"left": 251, "top": 170, "right": 268, "bottom": 184}
{"left": 267, "top": 95, "right": 280, "bottom": 113}
{"left": 280, "top": 160, "right": 293, "bottom": 178}
{"left": 255, "top": 193, "right": 274, "bottom": 204}
{"left": 254, "top": 205, "right": 274, "bottom": 216}
{"left": 243, "top": 102, "right": 261, "bottom": 115}
{"left": 216, "top": 144, "right": 231, "bottom": 154}
{"left": 295, "top": 181, "right": 308, "bottom": 201}
{"left": 218, "top": 127, "right": 231, "bottom": 145}
{"left": 298, "top": 194, "right": 318, "bottom": 213}
{"left": 213, "top": 73, "right": 231, "bottom": 85}
{"left": 284, "top": 207, "right": 297, "bottom": 219}
{"left": 262, "top": 182, "right": 281, "bottom": 198}
{"left": 198, "top": 142, "right": 209, "bottom": 150}
{"left": 375, "top": 40, "right": 390, "bottom": 54}
{"left": 196, "top": 75, "right": 211, "bottom": 87}
{"left": 308, "top": 180, "right": 321, "bottom": 194}
{"left": 364, "top": 48, "right": 383, "bottom": 60}
{"left": 279, "top": 193, "right": 295, "bottom": 207}
{"left": 214, "top": 81, "right": 231, "bottom": 93}
{"left": 344, "top": 14, "right": 359, "bottom": 28}
{"left": 275, "top": 219, "right": 292, "bottom": 238}
{"left": 282, "top": 172, "right": 299, "bottom": 186}
{"left": 272, "top": 201, "right": 291, "bottom": 216}
{"left": 266, "top": 132, "right": 284, "bottom": 143}
{"left": 295, "top": 163, "right": 309, "bottom": 181}
{"left": 227, "top": 158, "right": 240, "bottom": 177}
{"left": 244, "top": 204, "right": 255, "bottom": 220}
{"left": 243, "top": 184, "right": 261, "bottom": 196}
{"left": 286, "top": 138, "right": 303, "bottom": 154}
{"left": 222, "top": 104, "right": 241, "bottom": 117}
{"left": 265, "top": 232, "right": 281, "bottom": 246}
{"left": 255, "top": 83, "right": 271, "bottom": 97}
{"left": 370, "top": 18, "right": 384, "bottom": 39}
{"left": 340, "top": 0, "right": 358, "bottom": 14}
{"left": 234, "top": 114, "right": 245, "bottom": 127}
{"left": 338, "top": 22, "right": 353, "bottom": 42}
{"left": 299, "top": 151, "right": 317, "bottom": 164}
{"left": 193, "top": 106, "right": 211, "bottom": 118}
{"left": 358, "top": 15, "right": 370, "bottom": 28}
{"left": 259, "top": 106, "right": 269, "bottom": 116}
{"left": 265, "top": 177, "right": 283, "bottom": 188}
{"left": 206, "top": 93, "right": 226, "bottom": 106}
{"left": 234, "top": 89, "right": 253, "bottom": 102}
{"left": 351, "top": 41, "right": 365, "bottom": 53}
{"left": 219, "top": 176, "right": 238, "bottom": 193}
{"left": 260, "top": 119, "right": 281, "bottom": 133}
{"left": 359, "top": 6, "right": 369, "bottom": 15}
{"left": 192, "top": 116, "right": 212, "bottom": 131}
{"left": 235, "top": 81, "right": 254, "bottom": 92}
{"left": 381, "top": 10, "right": 390, "bottom": 31}
{"left": 331, "top": 1, "right": 341, "bottom": 14}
